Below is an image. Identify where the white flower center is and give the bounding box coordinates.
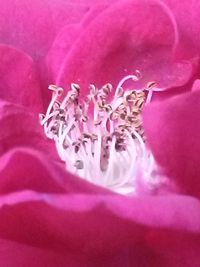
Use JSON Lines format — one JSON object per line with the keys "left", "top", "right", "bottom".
{"left": 40, "top": 73, "right": 160, "bottom": 195}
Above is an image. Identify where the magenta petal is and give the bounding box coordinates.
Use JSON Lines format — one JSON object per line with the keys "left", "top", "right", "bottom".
{"left": 46, "top": 5, "right": 108, "bottom": 82}
{"left": 56, "top": 0, "right": 194, "bottom": 93}
{"left": 0, "top": 0, "right": 91, "bottom": 60}
{"left": 46, "top": 24, "right": 82, "bottom": 83}
{"left": 65, "top": 0, "right": 113, "bottom": 4}
{"left": 0, "top": 147, "right": 111, "bottom": 195}
{"left": 0, "top": 100, "right": 56, "bottom": 156}
{"left": 0, "top": 148, "right": 66, "bottom": 194}
{"left": 143, "top": 89, "right": 200, "bottom": 198}
{"left": 0, "top": 191, "right": 199, "bottom": 266}
{"left": 192, "top": 79, "right": 200, "bottom": 92}
{"left": 164, "top": 0, "right": 200, "bottom": 51}
{"left": 0, "top": 45, "right": 42, "bottom": 112}
{"left": 0, "top": 238, "right": 80, "bottom": 267}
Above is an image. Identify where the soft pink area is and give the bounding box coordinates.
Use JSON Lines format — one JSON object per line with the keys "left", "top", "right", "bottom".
{"left": 143, "top": 88, "right": 200, "bottom": 198}
{"left": 0, "top": 45, "right": 43, "bottom": 112}
{"left": 192, "top": 79, "right": 200, "bottom": 92}
{"left": 46, "top": 4, "right": 109, "bottom": 83}
{"left": 163, "top": 0, "right": 200, "bottom": 52}
{"left": 55, "top": 0, "right": 196, "bottom": 94}
{"left": 0, "top": 191, "right": 200, "bottom": 266}
{"left": 0, "top": 100, "right": 57, "bottom": 156}
{"left": 0, "top": 238, "right": 88, "bottom": 267}
{"left": 0, "top": 0, "right": 97, "bottom": 108}
{"left": 0, "top": 0, "right": 92, "bottom": 60}
{"left": 0, "top": 0, "right": 199, "bottom": 266}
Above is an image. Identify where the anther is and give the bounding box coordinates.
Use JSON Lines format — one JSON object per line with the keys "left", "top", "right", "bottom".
{"left": 40, "top": 73, "right": 160, "bottom": 195}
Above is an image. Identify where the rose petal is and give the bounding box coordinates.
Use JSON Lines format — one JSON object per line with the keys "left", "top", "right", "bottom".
{"left": 0, "top": 45, "right": 43, "bottom": 112}
{"left": 0, "top": 147, "right": 110, "bottom": 195}
{"left": 163, "top": 0, "right": 200, "bottom": 52}
{"left": 55, "top": 0, "right": 194, "bottom": 94}
{"left": 0, "top": 238, "right": 81, "bottom": 267}
{"left": 0, "top": 148, "right": 66, "bottom": 194}
{"left": 143, "top": 88, "right": 200, "bottom": 198}
{"left": 192, "top": 79, "right": 200, "bottom": 92}
{"left": 65, "top": 0, "right": 113, "bottom": 4}
{"left": 0, "top": 0, "right": 91, "bottom": 60}
{"left": 46, "top": 4, "right": 108, "bottom": 82}
{"left": 0, "top": 100, "right": 57, "bottom": 156}
{"left": 46, "top": 24, "right": 82, "bottom": 83}
{"left": 0, "top": 191, "right": 199, "bottom": 266}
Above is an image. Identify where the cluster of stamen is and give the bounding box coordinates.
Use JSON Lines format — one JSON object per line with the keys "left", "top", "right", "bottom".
{"left": 40, "top": 74, "right": 156, "bottom": 195}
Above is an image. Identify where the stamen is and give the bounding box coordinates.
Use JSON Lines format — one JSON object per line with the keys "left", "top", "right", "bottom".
{"left": 115, "top": 72, "right": 140, "bottom": 98}
{"left": 40, "top": 74, "right": 160, "bottom": 195}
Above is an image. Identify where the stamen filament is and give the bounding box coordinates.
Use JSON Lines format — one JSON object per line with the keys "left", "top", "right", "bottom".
{"left": 115, "top": 74, "right": 139, "bottom": 97}
{"left": 40, "top": 74, "right": 159, "bottom": 195}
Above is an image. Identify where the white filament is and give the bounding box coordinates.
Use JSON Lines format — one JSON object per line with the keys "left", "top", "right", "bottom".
{"left": 40, "top": 75, "right": 160, "bottom": 195}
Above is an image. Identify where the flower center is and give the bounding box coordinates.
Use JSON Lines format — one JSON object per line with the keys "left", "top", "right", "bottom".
{"left": 40, "top": 73, "right": 159, "bottom": 195}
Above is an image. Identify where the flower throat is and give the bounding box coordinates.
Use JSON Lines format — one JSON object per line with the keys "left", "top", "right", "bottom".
{"left": 40, "top": 73, "right": 157, "bottom": 195}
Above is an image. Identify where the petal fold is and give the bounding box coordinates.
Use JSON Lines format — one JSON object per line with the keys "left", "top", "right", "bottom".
{"left": 0, "top": 191, "right": 199, "bottom": 266}
{"left": 0, "top": 45, "right": 42, "bottom": 112}
{"left": 56, "top": 0, "right": 194, "bottom": 94}
{"left": 143, "top": 88, "right": 200, "bottom": 198}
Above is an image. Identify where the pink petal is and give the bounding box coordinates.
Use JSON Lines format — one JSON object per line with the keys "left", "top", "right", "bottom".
{"left": 46, "top": 24, "right": 82, "bottom": 83}
{"left": 143, "top": 88, "right": 200, "bottom": 198}
{"left": 0, "top": 1, "right": 102, "bottom": 109}
{"left": 0, "top": 191, "right": 199, "bottom": 266}
{"left": 163, "top": 0, "right": 200, "bottom": 52}
{"left": 65, "top": 0, "right": 113, "bottom": 4}
{"left": 192, "top": 79, "right": 200, "bottom": 92}
{"left": 0, "top": 0, "right": 91, "bottom": 60}
{"left": 0, "top": 148, "right": 66, "bottom": 194}
{"left": 55, "top": 0, "right": 194, "bottom": 94}
{"left": 0, "top": 147, "right": 110, "bottom": 195}
{"left": 46, "top": 4, "right": 108, "bottom": 82}
{"left": 0, "top": 45, "right": 42, "bottom": 112}
{"left": 0, "top": 239, "right": 80, "bottom": 267}
{"left": 0, "top": 100, "right": 55, "bottom": 156}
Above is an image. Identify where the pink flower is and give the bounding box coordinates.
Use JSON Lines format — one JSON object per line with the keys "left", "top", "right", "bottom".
{"left": 0, "top": 0, "right": 200, "bottom": 266}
